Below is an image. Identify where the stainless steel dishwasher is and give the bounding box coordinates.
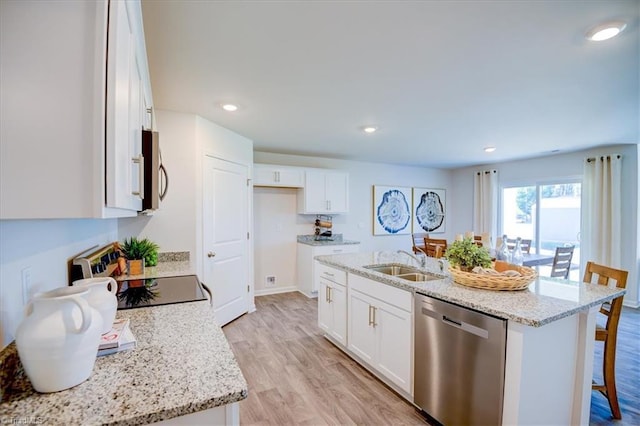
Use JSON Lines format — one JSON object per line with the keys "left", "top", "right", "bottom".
{"left": 414, "top": 293, "right": 507, "bottom": 426}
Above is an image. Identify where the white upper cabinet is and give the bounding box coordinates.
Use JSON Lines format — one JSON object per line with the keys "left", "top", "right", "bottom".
{"left": 0, "top": 0, "right": 152, "bottom": 219}
{"left": 298, "top": 169, "right": 349, "bottom": 214}
{"left": 253, "top": 164, "right": 304, "bottom": 188}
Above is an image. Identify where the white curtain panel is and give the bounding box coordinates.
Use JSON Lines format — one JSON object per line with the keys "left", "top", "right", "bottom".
{"left": 473, "top": 170, "right": 498, "bottom": 240}
{"left": 581, "top": 154, "right": 622, "bottom": 269}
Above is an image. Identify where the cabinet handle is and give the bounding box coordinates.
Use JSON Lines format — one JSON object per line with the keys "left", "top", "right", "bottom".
{"left": 325, "top": 286, "right": 330, "bottom": 303}
{"left": 328, "top": 286, "right": 332, "bottom": 303}
{"left": 323, "top": 271, "right": 334, "bottom": 277}
{"left": 326, "top": 200, "right": 331, "bottom": 211}
{"left": 372, "top": 306, "right": 377, "bottom": 327}
{"left": 131, "top": 154, "right": 144, "bottom": 199}
{"left": 207, "top": 251, "right": 216, "bottom": 258}
{"left": 368, "top": 305, "right": 373, "bottom": 326}
{"left": 274, "top": 171, "right": 280, "bottom": 183}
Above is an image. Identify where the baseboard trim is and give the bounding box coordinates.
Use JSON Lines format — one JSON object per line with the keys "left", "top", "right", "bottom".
{"left": 623, "top": 300, "right": 639, "bottom": 309}
{"left": 254, "top": 286, "right": 298, "bottom": 296}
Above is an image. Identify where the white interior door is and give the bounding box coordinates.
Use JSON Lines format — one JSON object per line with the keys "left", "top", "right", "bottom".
{"left": 203, "top": 156, "right": 249, "bottom": 326}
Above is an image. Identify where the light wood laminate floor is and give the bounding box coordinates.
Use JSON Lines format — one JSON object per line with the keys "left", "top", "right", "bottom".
{"left": 223, "top": 292, "right": 639, "bottom": 425}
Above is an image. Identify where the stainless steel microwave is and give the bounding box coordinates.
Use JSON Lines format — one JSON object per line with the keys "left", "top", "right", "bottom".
{"left": 141, "top": 129, "right": 168, "bottom": 211}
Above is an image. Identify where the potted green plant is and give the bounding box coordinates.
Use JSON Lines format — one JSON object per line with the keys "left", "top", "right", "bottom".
{"left": 119, "top": 237, "right": 160, "bottom": 275}
{"left": 444, "top": 238, "right": 492, "bottom": 272}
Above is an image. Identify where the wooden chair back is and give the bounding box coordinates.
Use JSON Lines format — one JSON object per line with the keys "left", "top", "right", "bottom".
{"left": 550, "top": 246, "right": 575, "bottom": 279}
{"left": 583, "top": 261, "right": 628, "bottom": 419}
{"left": 424, "top": 238, "right": 447, "bottom": 258}
{"left": 507, "top": 238, "right": 532, "bottom": 254}
{"left": 412, "top": 233, "right": 429, "bottom": 254}
{"left": 472, "top": 235, "right": 483, "bottom": 247}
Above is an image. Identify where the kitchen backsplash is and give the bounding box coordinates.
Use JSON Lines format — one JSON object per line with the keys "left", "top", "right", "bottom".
{"left": 158, "top": 251, "right": 190, "bottom": 262}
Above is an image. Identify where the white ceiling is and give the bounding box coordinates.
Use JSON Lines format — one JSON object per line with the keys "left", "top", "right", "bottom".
{"left": 141, "top": 0, "right": 639, "bottom": 169}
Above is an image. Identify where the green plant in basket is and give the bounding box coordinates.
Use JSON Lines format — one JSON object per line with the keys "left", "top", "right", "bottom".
{"left": 120, "top": 237, "right": 160, "bottom": 266}
{"left": 444, "top": 238, "right": 492, "bottom": 272}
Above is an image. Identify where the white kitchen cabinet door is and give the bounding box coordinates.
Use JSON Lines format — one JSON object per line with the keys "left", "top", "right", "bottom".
{"left": 347, "top": 274, "right": 413, "bottom": 395}
{"left": 105, "top": 0, "right": 144, "bottom": 212}
{"left": 347, "top": 290, "right": 377, "bottom": 365}
{"left": 318, "top": 277, "right": 347, "bottom": 346}
{"left": 318, "top": 278, "right": 332, "bottom": 334}
{"left": 325, "top": 171, "right": 349, "bottom": 213}
{"left": 253, "top": 164, "right": 304, "bottom": 187}
{"left": 297, "top": 169, "right": 349, "bottom": 214}
{"left": 375, "top": 301, "right": 412, "bottom": 393}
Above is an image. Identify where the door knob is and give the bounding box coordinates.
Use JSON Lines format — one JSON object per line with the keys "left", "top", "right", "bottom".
{"left": 207, "top": 251, "right": 216, "bottom": 258}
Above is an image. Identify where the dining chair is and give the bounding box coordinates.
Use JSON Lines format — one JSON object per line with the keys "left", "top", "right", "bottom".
{"left": 550, "top": 246, "right": 575, "bottom": 279}
{"left": 412, "top": 233, "right": 429, "bottom": 254}
{"left": 583, "top": 261, "right": 628, "bottom": 420}
{"left": 507, "top": 238, "right": 532, "bottom": 254}
{"left": 423, "top": 237, "right": 447, "bottom": 258}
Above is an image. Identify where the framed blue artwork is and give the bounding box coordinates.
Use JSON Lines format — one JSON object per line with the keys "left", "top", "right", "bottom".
{"left": 412, "top": 187, "right": 446, "bottom": 233}
{"left": 373, "top": 185, "right": 412, "bottom": 235}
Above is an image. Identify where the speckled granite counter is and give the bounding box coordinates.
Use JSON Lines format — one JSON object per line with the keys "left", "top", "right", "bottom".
{"left": 0, "top": 301, "right": 247, "bottom": 425}
{"left": 297, "top": 234, "right": 360, "bottom": 246}
{"left": 316, "top": 251, "right": 625, "bottom": 327}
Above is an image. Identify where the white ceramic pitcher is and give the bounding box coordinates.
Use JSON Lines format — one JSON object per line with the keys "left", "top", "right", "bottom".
{"left": 15, "top": 286, "right": 103, "bottom": 393}
{"left": 72, "top": 277, "right": 118, "bottom": 334}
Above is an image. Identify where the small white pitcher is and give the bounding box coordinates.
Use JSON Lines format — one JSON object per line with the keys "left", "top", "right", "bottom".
{"left": 72, "top": 277, "right": 118, "bottom": 334}
{"left": 15, "top": 286, "right": 103, "bottom": 392}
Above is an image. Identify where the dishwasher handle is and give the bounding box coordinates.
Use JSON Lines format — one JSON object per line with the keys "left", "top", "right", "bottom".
{"left": 421, "top": 306, "right": 489, "bottom": 339}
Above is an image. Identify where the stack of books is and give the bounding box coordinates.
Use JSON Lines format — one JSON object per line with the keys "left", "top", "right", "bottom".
{"left": 98, "top": 318, "right": 137, "bottom": 357}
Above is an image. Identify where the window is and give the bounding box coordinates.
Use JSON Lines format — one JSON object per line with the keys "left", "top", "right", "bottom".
{"left": 501, "top": 181, "right": 581, "bottom": 280}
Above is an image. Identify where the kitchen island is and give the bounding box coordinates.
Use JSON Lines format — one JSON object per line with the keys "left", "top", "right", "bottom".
{"left": 0, "top": 301, "right": 247, "bottom": 425}
{"left": 315, "top": 251, "right": 625, "bottom": 426}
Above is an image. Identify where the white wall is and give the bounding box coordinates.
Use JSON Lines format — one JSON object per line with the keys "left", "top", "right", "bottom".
{"left": 0, "top": 219, "right": 118, "bottom": 347}
{"left": 450, "top": 144, "right": 639, "bottom": 307}
{"left": 252, "top": 152, "right": 453, "bottom": 293}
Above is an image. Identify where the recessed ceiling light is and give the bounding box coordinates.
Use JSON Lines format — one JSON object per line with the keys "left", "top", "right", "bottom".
{"left": 484, "top": 146, "right": 496, "bottom": 153}
{"left": 221, "top": 103, "right": 239, "bottom": 112}
{"left": 363, "top": 126, "right": 378, "bottom": 134}
{"left": 586, "top": 20, "right": 627, "bottom": 41}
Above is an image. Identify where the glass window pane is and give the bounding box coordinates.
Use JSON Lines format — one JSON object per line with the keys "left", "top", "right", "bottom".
{"left": 502, "top": 186, "right": 536, "bottom": 252}
{"left": 539, "top": 183, "right": 581, "bottom": 280}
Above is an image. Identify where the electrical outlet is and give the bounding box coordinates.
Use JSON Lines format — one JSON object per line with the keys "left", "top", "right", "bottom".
{"left": 265, "top": 275, "right": 276, "bottom": 287}
{"left": 22, "top": 266, "right": 32, "bottom": 305}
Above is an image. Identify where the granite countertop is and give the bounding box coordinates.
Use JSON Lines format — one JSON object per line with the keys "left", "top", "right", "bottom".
{"left": 0, "top": 301, "right": 248, "bottom": 425}
{"left": 315, "top": 251, "right": 625, "bottom": 327}
{"left": 297, "top": 234, "right": 361, "bottom": 246}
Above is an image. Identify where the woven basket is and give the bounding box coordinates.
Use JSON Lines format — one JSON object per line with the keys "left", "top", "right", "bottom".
{"left": 449, "top": 261, "right": 537, "bottom": 291}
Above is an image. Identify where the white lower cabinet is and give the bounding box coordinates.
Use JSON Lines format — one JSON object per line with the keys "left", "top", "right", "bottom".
{"left": 317, "top": 276, "right": 347, "bottom": 346}
{"left": 347, "top": 283, "right": 412, "bottom": 394}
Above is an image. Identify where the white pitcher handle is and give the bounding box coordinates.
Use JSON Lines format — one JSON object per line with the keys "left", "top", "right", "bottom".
{"left": 24, "top": 301, "right": 34, "bottom": 317}
{"left": 105, "top": 277, "right": 118, "bottom": 295}
{"left": 69, "top": 296, "right": 92, "bottom": 334}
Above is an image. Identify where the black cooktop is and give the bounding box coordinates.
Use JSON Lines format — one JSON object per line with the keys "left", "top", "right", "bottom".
{"left": 116, "top": 274, "right": 208, "bottom": 310}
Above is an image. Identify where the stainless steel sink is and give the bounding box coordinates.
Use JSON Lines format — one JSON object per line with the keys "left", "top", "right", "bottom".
{"left": 396, "top": 272, "right": 440, "bottom": 282}
{"left": 364, "top": 264, "right": 422, "bottom": 276}
{"left": 363, "top": 264, "right": 442, "bottom": 282}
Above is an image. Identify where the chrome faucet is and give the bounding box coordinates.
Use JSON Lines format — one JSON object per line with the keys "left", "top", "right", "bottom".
{"left": 397, "top": 249, "right": 427, "bottom": 267}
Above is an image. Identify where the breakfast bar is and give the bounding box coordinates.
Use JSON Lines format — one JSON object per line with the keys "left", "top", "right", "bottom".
{"left": 0, "top": 301, "right": 247, "bottom": 425}
{"left": 315, "top": 251, "right": 625, "bottom": 426}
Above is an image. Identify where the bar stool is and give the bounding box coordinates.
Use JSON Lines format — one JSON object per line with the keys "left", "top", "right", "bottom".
{"left": 583, "top": 261, "right": 628, "bottom": 420}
